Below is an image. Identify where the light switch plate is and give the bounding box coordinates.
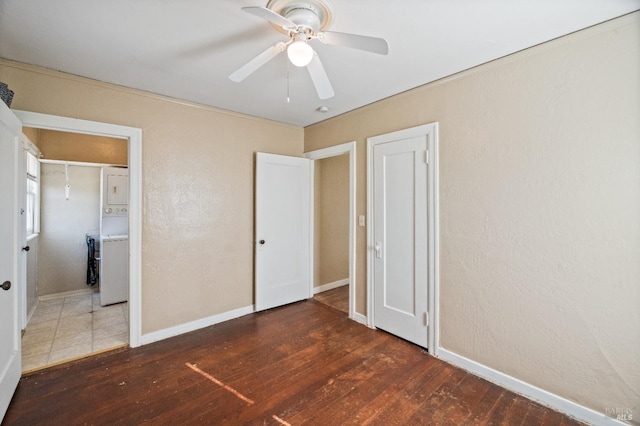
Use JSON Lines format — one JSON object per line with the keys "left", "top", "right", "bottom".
{"left": 359, "top": 215, "right": 365, "bottom": 227}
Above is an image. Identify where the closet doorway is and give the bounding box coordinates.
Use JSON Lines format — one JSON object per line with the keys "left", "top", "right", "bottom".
{"left": 305, "top": 142, "right": 356, "bottom": 319}
{"left": 21, "top": 129, "right": 129, "bottom": 371}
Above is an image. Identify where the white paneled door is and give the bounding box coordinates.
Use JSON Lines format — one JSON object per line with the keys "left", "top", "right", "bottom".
{"left": 0, "top": 103, "right": 22, "bottom": 421}
{"left": 372, "top": 135, "right": 429, "bottom": 348}
{"left": 255, "top": 153, "right": 312, "bottom": 311}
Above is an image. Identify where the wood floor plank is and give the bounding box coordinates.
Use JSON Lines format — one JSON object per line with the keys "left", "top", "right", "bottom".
{"left": 285, "top": 335, "right": 426, "bottom": 425}
{"left": 466, "top": 383, "right": 506, "bottom": 425}
{"left": 520, "top": 401, "right": 550, "bottom": 426}
{"left": 483, "top": 391, "right": 518, "bottom": 426}
{"left": 332, "top": 350, "right": 444, "bottom": 425}
{"left": 231, "top": 330, "right": 393, "bottom": 424}
{"left": 314, "top": 285, "right": 349, "bottom": 313}
{"left": 355, "top": 362, "right": 453, "bottom": 425}
{"left": 402, "top": 367, "right": 469, "bottom": 425}
{"left": 432, "top": 374, "right": 494, "bottom": 424}
{"left": 497, "top": 395, "right": 532, "bottom": 426}
{"left": 3, "top": 300, "right": 585, "bottom": 426}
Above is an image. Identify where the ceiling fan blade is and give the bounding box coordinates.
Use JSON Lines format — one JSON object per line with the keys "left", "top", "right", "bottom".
{"left": 229, "top": 42, "right": 286, "bottom": 82}
{"left": 306, "top": 52, "right": 335, "bottom": 100}
{"left": 241, "top": 6, "right": 296, "bottom": 29}
{"left": 319, "top": 31, "right": 389, "bottom": 55}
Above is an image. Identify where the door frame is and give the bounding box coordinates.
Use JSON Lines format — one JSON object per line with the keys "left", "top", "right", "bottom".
{"left": 18, "top": 133, "right": 40, "bottom": 329}
{"left": 14, "top": 110, "right": 143, "bottom": 348}
{"left": 304, "top": 142, "right": 357, "bottom": 320}
{"left": 366, "top": 123, "right": 440, "bottom": 353}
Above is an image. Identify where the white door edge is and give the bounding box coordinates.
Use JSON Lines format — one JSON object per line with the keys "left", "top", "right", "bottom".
{"left": 305, "top": 141, "right": 356, "bottom": 320}
{"left": 0, "top": 103, "right": 22, "bottom": 421}
{"left": 14, "top": 110, "right": 143, "bottom": 348}
{"left": 366, "top": 124, "right": 440, "bottom": 354}
{"left": 17, "top": 133, "right": 27, "bottom": 330}
{"left": 254, "top": 153, "right": 312, "bottom": 311}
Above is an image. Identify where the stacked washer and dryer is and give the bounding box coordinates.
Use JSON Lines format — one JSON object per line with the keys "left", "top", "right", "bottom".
{"left": 99, "top": 166, "right": 129, "bottom": 306}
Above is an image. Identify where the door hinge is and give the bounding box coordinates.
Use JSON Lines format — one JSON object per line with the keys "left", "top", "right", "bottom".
{"left": 424, "top": 312, "right": 429, "bottom": 327}
{"left": 424, "top": 150, "right": 429, "bottom": 164}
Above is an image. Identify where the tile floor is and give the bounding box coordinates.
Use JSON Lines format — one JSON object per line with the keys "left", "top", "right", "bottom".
{"left": 21, "top": 292, "right": 128, "bottom": 372}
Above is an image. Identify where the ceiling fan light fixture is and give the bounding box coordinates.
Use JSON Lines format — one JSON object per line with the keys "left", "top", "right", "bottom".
{"left": 287, "top": 40, "right": 314, "bottom": 67}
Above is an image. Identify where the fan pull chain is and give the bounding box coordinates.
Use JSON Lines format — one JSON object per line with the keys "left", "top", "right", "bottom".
{"left": 286, "top": 58, "right": 291, "bottom": 103}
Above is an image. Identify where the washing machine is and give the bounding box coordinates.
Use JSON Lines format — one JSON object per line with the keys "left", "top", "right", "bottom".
{"left": 99, "top": 166, "right": 129, "bottom": 306}
{"left": 99, "top": 234, "right": 129, "bottom": 306}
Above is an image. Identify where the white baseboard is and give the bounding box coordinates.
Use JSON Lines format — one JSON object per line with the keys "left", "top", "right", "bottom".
{"left": 26, "top": 299, "right": 38, "bottom": 325}
{"left": 352, "top": 312, "right": 368, "bottom": 326}
{"left": 314, "top": 278, "right": 349, "bottom": 294}
{"left": 437, "top": 348, "right": 627, "bottom": 425}
{"left": 39, "top": 287, "right": 97, "bottom": 301}
{"left": 140, "top": 305, "right": 255, "bottom": 346}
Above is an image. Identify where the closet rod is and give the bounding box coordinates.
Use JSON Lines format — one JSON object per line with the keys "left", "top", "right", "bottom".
{"left": 39, "top": 159, "right": 127, "bottom": 168}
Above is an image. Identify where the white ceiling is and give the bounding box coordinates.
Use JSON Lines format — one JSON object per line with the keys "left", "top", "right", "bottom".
{"left": 0, "top": 0, "right": 638, "bottom": 127}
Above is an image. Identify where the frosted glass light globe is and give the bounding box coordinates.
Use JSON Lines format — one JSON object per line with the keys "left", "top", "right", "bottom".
{"left": 287, "top": 40, "right": 314, "bottom": 67}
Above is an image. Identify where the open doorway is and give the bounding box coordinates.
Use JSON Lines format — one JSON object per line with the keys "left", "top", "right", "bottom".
{"left": 305, "top": 142, "right": 356, "bottom": 319}
{"left": 312, "top": 154, "right": 349, "bottom": 313}
{"left": 20, "top": 128, "right": 129, "bottom": 372}
{"left": 14, "top": 110, "right": 143, "bottom": 370}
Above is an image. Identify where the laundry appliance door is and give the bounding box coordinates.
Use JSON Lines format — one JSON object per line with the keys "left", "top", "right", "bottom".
{"left": 100, "top": 236, "right": 129, "bottom": 306}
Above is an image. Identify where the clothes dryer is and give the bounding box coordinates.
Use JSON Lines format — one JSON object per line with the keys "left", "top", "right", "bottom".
{"left": 99, "top": 234, "right": 128, "bottom": 306}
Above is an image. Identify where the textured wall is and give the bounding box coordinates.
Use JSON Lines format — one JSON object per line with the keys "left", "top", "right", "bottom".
{"left": 22, "top": 126, "right": 39, "bottom": 144}
{"left": 305, "top": 12, "right": 640, "bottom": 422}
{"left": 314, "top": 154, "right": 349, "bottom": 287}
{"left": 37, "top": 129, "right": 127, "bottom": 164}
{"left": 0, "top": 59, "right": 304, "bottom": 334}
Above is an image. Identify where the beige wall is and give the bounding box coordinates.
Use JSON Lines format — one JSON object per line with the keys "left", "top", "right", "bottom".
{"left": 2, "top": 11, "right": 638, "bottom": 421}
{"left": 305, "top": 12, "right": 640, "bottom": 421}
{"left": 313, "top": 154, "right": 349, "bottom": 287}
{"left": 0, "top": 58, "right": 304, "bottom": 334}
{"left": 22, "top": 126, "right": 39, "bottom": 145}
{"left": 37, "top": 129, "right": 127, "bottom": 164}
{"left": 38, "top": 164, "right": 101, "bottom": 295}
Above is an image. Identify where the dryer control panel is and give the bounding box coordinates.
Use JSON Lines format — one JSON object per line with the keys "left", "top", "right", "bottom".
{"left": 101, "top": 166, "right": 129, "bottom": 216}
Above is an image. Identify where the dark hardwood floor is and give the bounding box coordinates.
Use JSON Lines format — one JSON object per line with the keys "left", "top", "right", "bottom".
{"left": 3, "top": 300, "right": 582, "bottom": 425}
{"left": 314, "top": 285, "right": 349, "bottom": 314}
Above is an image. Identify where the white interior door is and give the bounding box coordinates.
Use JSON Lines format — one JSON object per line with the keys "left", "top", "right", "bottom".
{"left": 0, "top": 103, "right": 22, "bottom": 421}
{"left": 255, "top": 153, "right": 312, "bottom": 311}
{"left": 373, "top": 136, "right": 428, "bottom": 348}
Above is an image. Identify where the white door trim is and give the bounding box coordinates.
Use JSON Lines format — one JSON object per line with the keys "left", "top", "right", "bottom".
{"left": 304, "top": 141, "right": 356, "bottom": 320}
{"left": 17, "top": 133, "right": 27, "bottom": 330}
{"left": 14, "top": 110, "right": 143, "bottom": 348}
{"left": 366, "top": 124, "right": 439, "bottom": 354}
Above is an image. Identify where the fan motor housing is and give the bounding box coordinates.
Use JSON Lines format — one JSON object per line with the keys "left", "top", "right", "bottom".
{"left": 285, "top": 8, "right": 321, "bottom": 32}
{"left": 266, "top": 0, "right": 334, "bottom": 33}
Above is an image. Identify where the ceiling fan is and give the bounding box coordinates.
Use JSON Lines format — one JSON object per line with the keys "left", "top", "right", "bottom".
{"left": 229, "top": 0, "right": 389, "bottom": 100}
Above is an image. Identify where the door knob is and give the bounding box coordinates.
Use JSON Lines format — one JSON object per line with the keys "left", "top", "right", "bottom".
{"left": 259, "top": 240, "right": 266, "bottom": 245}
{"left": 22, "top": 246, "right": 30, "bottom": 252}
{"left": 1, "top": 281, "right": 11, "bottom": 291}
